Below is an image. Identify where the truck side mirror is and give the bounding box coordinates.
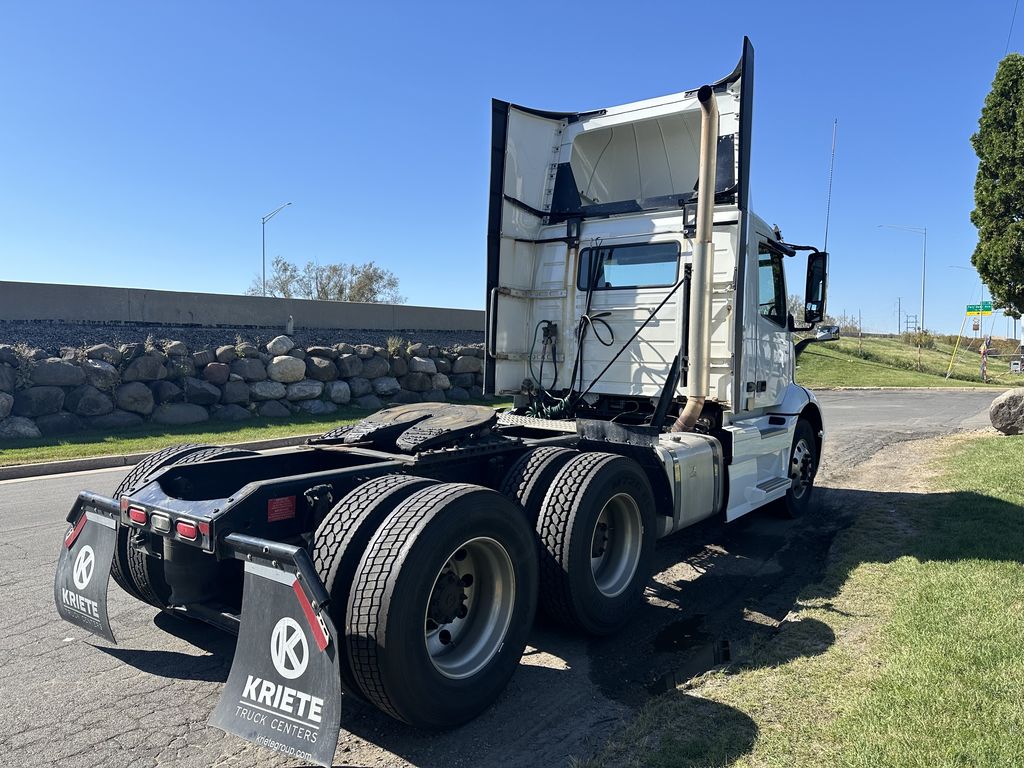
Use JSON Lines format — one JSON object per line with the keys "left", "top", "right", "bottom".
{"left": 804, "top": 251, "right": 828, "bottom": 324}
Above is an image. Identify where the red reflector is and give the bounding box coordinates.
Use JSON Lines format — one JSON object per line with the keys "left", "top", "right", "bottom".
{"left": 128, "top": 508, "right": 147, "bottom": 525}
{"left": 197, "top": 521, "right": 210, "bottom": 536}
{"left": 176, "top": 520, "right": 198, "bottom": 540}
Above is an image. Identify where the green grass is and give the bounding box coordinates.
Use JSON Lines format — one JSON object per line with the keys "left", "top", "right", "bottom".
{"left": 796, "top": 336, "right": 1014, "bottom": 388}
{"left": 580, "top": 434, "right": 1024, "bottom": 767}
{"left": 0, "top": 400, "right": 513, "bottom": 467}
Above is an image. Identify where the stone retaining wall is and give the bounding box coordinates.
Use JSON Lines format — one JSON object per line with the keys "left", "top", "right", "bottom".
{"left": 0, "top": 336, "right": 486, "bottom": 440}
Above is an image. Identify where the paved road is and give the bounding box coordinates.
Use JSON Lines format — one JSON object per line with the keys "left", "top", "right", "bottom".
{"left": 0, "top": 389, "right": 998, "bottom": 768}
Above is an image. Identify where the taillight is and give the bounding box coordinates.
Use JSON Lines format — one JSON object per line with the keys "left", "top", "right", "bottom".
{"left": 128, "top": 507, "right": 147, "bottom": 525}
{"left": 176, "top": 520, "right": 198, "bottom": 541}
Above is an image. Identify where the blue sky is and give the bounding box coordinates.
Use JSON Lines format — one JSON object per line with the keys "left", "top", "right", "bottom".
{"left": 0, "top": 2, "right": 1019, "bottom": 335}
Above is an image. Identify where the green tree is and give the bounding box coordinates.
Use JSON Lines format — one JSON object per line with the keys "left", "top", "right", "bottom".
{"left": 246, "top": 258, "right": 405, "bottom": 303}
{"left": 971, "top": 54, "right": 1024, "bottom": 316}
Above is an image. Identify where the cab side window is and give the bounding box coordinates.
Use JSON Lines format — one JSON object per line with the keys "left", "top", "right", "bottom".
{"left": 757, "top": 243, "right": 786, "bottom": 326}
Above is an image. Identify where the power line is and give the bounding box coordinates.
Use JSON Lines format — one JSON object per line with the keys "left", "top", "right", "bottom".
{"left": 1006, "top": 0, "right": 1019, "bottom": 56}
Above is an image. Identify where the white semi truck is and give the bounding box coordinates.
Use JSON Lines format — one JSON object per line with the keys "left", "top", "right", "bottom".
{"left": 54, "top": 37, "right": 827, "bottom": 765}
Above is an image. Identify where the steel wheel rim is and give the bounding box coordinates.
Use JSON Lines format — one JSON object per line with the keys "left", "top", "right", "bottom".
{"left": 790, "top": 438, "right": 814, "bottom": 499}
{"left": 590, "top": 493, "right": 642, "bottom": 598}
{"left": 423, "top": 536, "right": 516, "bottom": 680}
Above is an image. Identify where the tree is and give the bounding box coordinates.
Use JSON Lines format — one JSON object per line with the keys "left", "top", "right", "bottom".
{"left": 971, "top": 54, "right": 1024, "bottom": 316}
{"left": 246, "top": 258, "right": 405, "bottom": 303}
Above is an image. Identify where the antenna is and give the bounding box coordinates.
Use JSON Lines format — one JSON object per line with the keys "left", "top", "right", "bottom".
{"left": 823, "top": 118, "right": 838, "bottom": 252}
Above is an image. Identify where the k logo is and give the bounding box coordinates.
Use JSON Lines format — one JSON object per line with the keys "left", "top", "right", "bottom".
{"left": 73, "top": 545, "right": 96, "bottom": 590}
{"left": 270, "top": 617, "right": 308, "bottom": 680}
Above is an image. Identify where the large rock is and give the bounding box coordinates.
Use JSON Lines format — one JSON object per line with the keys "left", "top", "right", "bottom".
{"left": 400, "top": 372, "right": 433, "bottom": 392}
{"left": 65, "top": 385, "right": 114, "bottom": 417}
{"left": 36, "top": 412, "right": 84, "bottom": 435}
{"left": 306, "top": 346, "right": 336, "bottom": 360}
{"left": 450, "top": 372, "right": 476, "bottom": 388}
{"left": 86, "top": 344, "right": 121, "bottom": 365}
{"left": 231, "top": 358, "right": 267, "bottom": 382}
{"left": 389, "top": 390, "right": 421, "bottom": 404}
{"left": 212, "top": 404, "right": 253, "bottom": 422}
{"left": 447, "top": 386, "right": 470, "bottom": 402}
{"left": 31, "top": 358, "right": 85, "bottom": 387}
{"left": 203, "top": 362, "right": 231, "bottom": 385}
{"left": 164, "top": 356, "right": 196, "bottom": 380}
{"left": 258, "top": 399, "right": 291, "bottom": 418}
{"left": 220, "top": 380, "right": 250, "bottom": 405}
{"left": 0, "top": 392, "right": 12, "bottom": 419}
{"left": 0, "top": 416, "right": 41, "bottom": 439}
{"left": 990, "top": 388, "right": 1024, "bottom": 435}
{"left": 163, "top": 340, "right": 188, "bottom": 356}
{"left": 423, "top": 389, "right": 447, "bottom": 403}
{"left": 82, "top": 359, "right": 119, "bottom": 390}
{"left": 324, "top": 380, "right": 351, "bottom": 404}
{"left": 336, "top": 354, "right": 363, "bottom": 378}
{"left": 13, "top": 386, "right": 65, "bottom": 417}
{"left": 0, "top": 365, "right": 15, "bottom": 394}
{"left": 250, "top": 380, "right": 287, "bottom": 401}
{"left": 122, "top": 355, "right": 167, "bottom": 382}
{"left": 267, "top": 355, "right": 306, "bottom": 383}
{"left": 115, "top": 382, "right": 155, "bottom": 415}
{"left": 119, "top": 343, "right": 144, "bottom": 362}
{"left": 152, "top": 403, "right": 210, "bottom": 426}
{"left": 361, "top": 356, "right": 391, "bottom": 379}
{"left": 183, "top": 376, "right": 221, "bottom": 406}
{"left": 286, "top": 380, "right": 323, "bottom": 401}
{"left": 347, "top": 377, "right": 372, "bottom": 397}
{"left": 267, "top": 336, "right": 296, "bottom": 356}
{"left": 408, "top": 342, "right": 428, "bottom": 357}
{"left": 452, "top": 355, "right": 482, "bottom": 374}
{"left": 390, "top": 357, "right": 408, "bottom": 377}
{"left": 192, "top": 349, "right": 215, "bottom": 368}
{"left": 435, "top": 358, "right": 451, "bottom": 375}
{"left": 305, "top": 357, "right": 338, "bottom": 382}
{"left": 236, "top": 342, "right": 261, "bottom": 358}
{"left": 408, "top": 356, "right": 437, "bottom": 375}
{"left": 353, "top": 394, "right": 383, "bottom": 410}
{"left": 355, "top": 344, "right": 375, "bottom": 360}
{"left": 87, "top": 409, "right": 144, "bottom": 429}
{"left": 289, "top": 348, "right": 306, "bottom": 361}
{"left": 216, "top": 345, "right": 238, "bottom": 364}
{"left": 372, "top": 376, "right": 401, "bottom": 397}
{"left": 335, "top": 343, "right": 355, "bottom": 355}
{"left": 150, "top": 380, "right": 184, "bottom": 404}
{"left": 432, "top": 373, "right": 451, "bottom": 390}
{"left": 296, "top": 399, "right": 338, "bottom": 416}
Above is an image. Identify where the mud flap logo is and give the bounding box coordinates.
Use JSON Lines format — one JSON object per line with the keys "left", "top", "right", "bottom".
{"left": 210, "top": 561, "right": 341, "bottom": 767}
{"left": 54, "top": 511, "right": 116, "bottom": 643}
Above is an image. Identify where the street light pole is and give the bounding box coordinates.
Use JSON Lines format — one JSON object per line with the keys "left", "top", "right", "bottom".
{"left": 879, "top": 224, "right": 927, "bottom": 368}
{"left": 261, "top": 202, "right": 292, "bottom": 297}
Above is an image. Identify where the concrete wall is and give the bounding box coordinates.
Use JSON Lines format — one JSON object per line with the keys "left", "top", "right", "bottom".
{"left": 0, "top": 281, "right": 483, "bottom": 331}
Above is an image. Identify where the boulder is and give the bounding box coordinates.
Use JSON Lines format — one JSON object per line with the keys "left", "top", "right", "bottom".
{"left": 325, "top": 380, "right": 351, "bottom": 404}
{"left": 212, "top": 404, "right": 253, "bottom": 422}
{"left": 447, "top": 386, "right": 470, "bottom": 402}
{"left": 355, "top": 344, "right": 375, "bottom": 360}
{"left": 87, "top": 409, "right": 144, "bottom": 429}
{"left": 435, "top": 358, "right": 451, "bottom": 375}
{"left": 150, "top": 380, "right": 184, "bottom": 404}
{"left": 388, "top": 390, "right": 421, "bottom": 404}
{"left": 192, "top": 349, "right": 216, "bottom": 368}
{"left": 354, "top": 394, "right": 383, "bottom": 410}
{"left": 183, "top": 376, "right": 221, "bottom": 406}
{"left": 400, "top": 372, "right": 433, "bottom": 392}
{"left": 258, "top": 399, "right": 291, "bottom": 418}
{"left": 0, "top": 364, "right": 16, "bottom": 393}
{"left": 220, "top": 380, "right": 250, "bottom": 405}
{"left": 250, "top": 380, "right": 288, "bottom": 401}
{"left": 456, "top": 345, "right": 482, "bottom": 358}
{"left": 0, "top": 416, "right": 41, "bottom": 439}
{"left": 0, "top": 346, "right": 17, "bottom": 367}
{"left": 432, "top": 373, "right": 451, "bottom": 390}
{"left": 468, "top": 385, "right": 484, "bottom": 400}
{"left": 335, "top": 343, "right": 355, "bottom": 355}
{"left": 65, "top": 385, "right": 114, "bottom": 417}
{"left": 267, "top": 355, "right": 307, "bottom": 383}
{"left": 163, "top": 340, "right": 188, "bottom": 356}
{"left": 289, "top": 349, "right": 307, "bottom": 361}
{"left": 27, "top": 348, "right": 48, "bottom": 361}
{"left": 408, "top": 356, "right": 437, "bottom": 375}
{"left": 152, "top": 403, "right": 210, "bottom": 426}
{"left": 347, "top": 377, "right": 373, "bottom": 397}
{"left": 0, "top": 392, "right": 12, "bottom": 419}
{"left": 203, "top": 362, "right": 231, "bottom": 385}
{"left": 390, "top": 357, "right": 408, "bottom": 377}
{"left": 286, "top": 380, "right": 323, "bottom": 401}
{"left": 296, "top": 399, "right": 338, "bottom": 416}
{"left": 266, "top": 335, "right": 296, "bottom": 356}
{"left": 86, "top": 343, "right": 121, "bottom": 365}
{"left": 82, "top": 359, "right": 119, "bottom": 390}
{"left": 305, "top": 357, "right": 338, "bottom": 382}
{"left": 13, "top": 386, "right": 65, "bottom": 417}
{"left": 306, "top": 346, "right": 337, "bottom": 360}
{"left": 231, "top": 358, "right": 268, "bottom": 382}
{"left": 115, "top": 382, "right": 155, "bottom": 415}
{"left": 452, "top": 355, "right": 482, "bottom": 374}
{"left": 450, "top": 372, "right": 476, "bottom": 388}
{"left": 423, "top": 389, "right": 447, "bottom": 403}
{"left": 236, "top": 342, "right": 261, "bottom": 358}
{"left": 990, "top": 388, "right": 1024, "bottom": 435}
{"left": 360, "top": 356, "right": 391, "bottom": 379}
{"left": 36, "top": 412, "right": 84, "bottom": 435}
{"left": 31, "top": 358, "right": 85, "bottom": 387}
{"left": 336, "top": 354, "right": 363, "bottom": 378}
{"left": 216, "top": 345, "right": 238, "bottom": 364}
{"left": 122, "top": 355, "right": 167, "bottom": 382}
{"left": 164, "top": 357, "right": 195, "bottom": 380}
{"left": 372, "top": 376, "right": 401, "bottom": 397}
{"left": 408, "top": 342, "right": 428, "bottom": 357}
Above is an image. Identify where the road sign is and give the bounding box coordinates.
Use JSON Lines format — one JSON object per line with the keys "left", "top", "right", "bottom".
{"left": 982, "top": 300, "right": 993, "bottom": 315}
{"left": 967, "top": 301, "right": 993, "bottom": 316}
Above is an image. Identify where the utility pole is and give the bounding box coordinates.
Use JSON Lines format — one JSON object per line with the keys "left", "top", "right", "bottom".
{"left": 897, "top": 297, "right": 902, "bottom": 336}
{"left": 261, "top": 202, "right": 292, "bottom": 297}
{"left": 879, "top": 224, "right": 927, "bottom": 368}
{"left": 859, "top": 309, "right": 863, "bottom": 355}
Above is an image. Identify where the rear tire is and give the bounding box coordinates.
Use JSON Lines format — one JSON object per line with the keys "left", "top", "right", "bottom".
{"left": 499, "top": 447, "right": 577, "bottom": 524}
{"left": 536, "top": 452, "right": 656, "bottom": 635}
{"left": 312, "top": 474, "right": 439, "bottom": 696}
{"left": 777, "top": 419, "right": 818, "bottom": 518}
{"left": 346, "top": 483, "right": 538, "bottom": 728}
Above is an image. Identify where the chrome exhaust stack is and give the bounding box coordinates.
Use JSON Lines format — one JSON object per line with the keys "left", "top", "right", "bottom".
{"left": 672, "top": 85, "right": 718, "bottom": 432}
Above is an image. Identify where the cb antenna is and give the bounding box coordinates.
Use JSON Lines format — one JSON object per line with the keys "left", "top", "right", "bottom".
{"left": 823, "top": 118, "right": 838, "bottom": 252}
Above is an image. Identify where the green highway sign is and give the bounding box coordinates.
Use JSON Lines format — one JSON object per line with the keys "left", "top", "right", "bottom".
{"left": 966, "top": 301, "right": 993, "bottom": 316}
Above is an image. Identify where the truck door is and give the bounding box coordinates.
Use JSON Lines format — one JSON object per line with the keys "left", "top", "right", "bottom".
{"left": 753, "top": 235, "right": 791, "bottom": 408}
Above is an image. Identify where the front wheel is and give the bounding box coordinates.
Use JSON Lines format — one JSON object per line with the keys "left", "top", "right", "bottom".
{"left": 777, "top": 419, "right": 818, "bottom": 518}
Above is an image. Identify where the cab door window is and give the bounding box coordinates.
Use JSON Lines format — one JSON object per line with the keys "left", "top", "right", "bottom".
{"left": 757, "top": 243, "right": 787, "bottom": 326}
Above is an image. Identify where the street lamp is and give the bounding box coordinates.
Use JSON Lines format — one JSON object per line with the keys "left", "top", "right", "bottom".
{"left": 878, "top": 224, "right": 927, "bottom": 331}
{"left": 261, "top": 202, "right": 292, "bottom": 297}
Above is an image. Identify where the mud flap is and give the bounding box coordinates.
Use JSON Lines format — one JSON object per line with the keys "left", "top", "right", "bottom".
{"left": 54, "top": 506, "right": 117, "bottom": 643}
{"left": 210, "top": 556, "right": 342, "bottom": 767}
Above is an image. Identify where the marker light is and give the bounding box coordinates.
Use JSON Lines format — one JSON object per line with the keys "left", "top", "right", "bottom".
{"left": 128, "top": 508, "right": 147, "bottom": 525}
{"left": 176, "top": 521, "right": 198, "bottom": 541}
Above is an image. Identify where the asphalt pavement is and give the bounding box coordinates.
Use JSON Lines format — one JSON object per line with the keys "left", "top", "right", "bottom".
{"left": 0, "top": 389, "right": 999, "bottom": 768}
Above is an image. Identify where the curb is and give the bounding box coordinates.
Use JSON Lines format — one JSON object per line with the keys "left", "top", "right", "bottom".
{"left": 0, "top": 433, "right": 321, "bottom": 482}
{"left": 813, "top": 386, "right": 1006, "bottom": 392}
